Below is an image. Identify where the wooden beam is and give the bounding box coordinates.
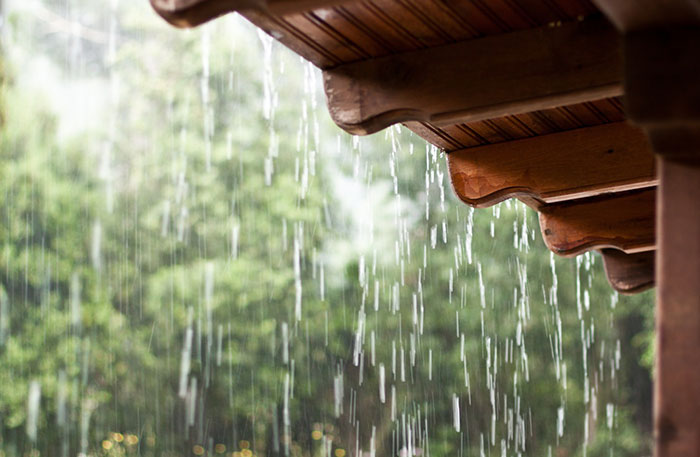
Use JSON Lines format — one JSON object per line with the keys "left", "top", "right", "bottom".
{"left": 323, "top": 16, "right": 622, "bottom": 135}
{"left": 447, "top": 122, "right": 656, "bottom": 208}
{"left": 592, "top": 0, "right": 700, "bottom": 30}
{"left": 624, "top": 28, "right": 700, "bottom": 127}
{"left": 600, "top": 249, "right": 655, "bottom": 294}
{"left": 538, "top": 188, "right": 656, "bottom": 257}
{"left": 150, "top": 0, "right": 350, "bottom": 27}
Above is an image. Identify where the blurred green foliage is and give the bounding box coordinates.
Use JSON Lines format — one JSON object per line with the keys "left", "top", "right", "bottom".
{"left": 0, "top": 1, "right": 654, "bottom": 456}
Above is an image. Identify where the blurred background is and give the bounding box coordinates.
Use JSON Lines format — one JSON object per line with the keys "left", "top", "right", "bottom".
{"left": 0, "top": 1, "right": 654, "bottom": 456}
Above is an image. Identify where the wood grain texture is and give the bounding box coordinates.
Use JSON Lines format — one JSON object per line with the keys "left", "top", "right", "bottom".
{"left": 241, "top": 0, "right": 601, "bottom": 68}
{"left": 403, "top": 97, "right": 627, "bottom": 151}
{"left": 150, "top": 0, "right": 352, "bottom": 27}
{"left": 655, "top": 157, "right": 700, "bottom": 457}
{"left": 447, "top": 122, "right": 656, "bottom": 207}
{"left": 322, "top": 15, "right": 622, "bottom": 135}
{"left": 151, "top": 0, "right": 619, "bottom": 153}
{"left": 600, "top": 249, "right": 655, "bottom": 294}
{"left": 592, "top": 0, "right": 700, "bottom": 30}
{"left": 538, "top": 188, "right": 656, "bottom": 256}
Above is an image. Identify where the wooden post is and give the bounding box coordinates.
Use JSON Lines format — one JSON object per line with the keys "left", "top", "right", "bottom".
{"left": 624, "top": 28, "right": 700, "bottom": 456}
{"left": 590, "top": 0, "right": 700, "bottom": 447}
{"left": 655, "top": 155, "right": 700, "bottom": 456}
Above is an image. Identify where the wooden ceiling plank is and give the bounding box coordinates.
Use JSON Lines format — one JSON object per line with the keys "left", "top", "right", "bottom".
{"left": 437, "top": 124, "right": 486, "bottom": 149}
{"left": 443, "top": 0, "right": 512, "bottom": 36}
{"left": 447, "top": 122, "right": 656, "bottom": 207}
{"left": 150, "top": 0, "right": 353, "bottom": 28}
{"left": 538, "top": 188, "right": 656, "bottom": 257}
{"left": 600, "top": 248, "right": 655, "bottom": 294}
{"left": 402, "top": 121, "right": 468, "bottom": 151}
{"left": 322, "top": 15, "right": 622, "bottom": 135}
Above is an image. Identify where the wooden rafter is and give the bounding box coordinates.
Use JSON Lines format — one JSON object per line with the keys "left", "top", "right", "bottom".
{"left": 151, "top": 0, "right": 662, "bottom": 308}
{"left": 600, "top": 249, "right": 655, "bottom": 294}
{"left": 323, "top": 16, "right": 622, "bottom": 135}
{"left": 447, "top": 122, "right": 656, "bottom": 208}
{"left": 538, "top": 189, "right": 656, "bottom": 257}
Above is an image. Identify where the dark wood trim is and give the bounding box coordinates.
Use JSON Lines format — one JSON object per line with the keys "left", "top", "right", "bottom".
{"left": 625, "top": 28, "right": 700, "bottom": 125}
{"left": 323, "top": 16, "right": 622, "bottom": 135}
{"left": 600, "top": 249, "right": 655, "bottom": 294}
{"left": 447, "top": 122, "right": 656, "bottom": 208}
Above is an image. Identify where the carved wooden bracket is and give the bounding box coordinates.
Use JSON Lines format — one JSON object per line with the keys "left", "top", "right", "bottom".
{"left": 600, "top": 249, "right": 655, "bottom": 294}
{"left": 323, "top": 16, "right": 622, "bottom": 135}
{"left": 538, "top": 188, "right": 656, "bottom": 256}
{"left": 447, "top": 122, "right": 656, "bottom": 208}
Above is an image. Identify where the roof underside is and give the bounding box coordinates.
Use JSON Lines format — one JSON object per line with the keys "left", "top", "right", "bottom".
{"left": 150, "top": 0, "right": 657, "bottom": 294}
{"left": 241, "top": 0, "right": 624, "bottom": 151}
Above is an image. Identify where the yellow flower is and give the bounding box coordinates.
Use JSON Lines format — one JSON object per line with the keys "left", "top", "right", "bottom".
{"left": 112, "top": 433, "right": 124, "bottom": 442}
{"left": 193, "top": 445, "right": 205, "bottom": 455}
{"left": 335, "top": 449, "right": 346, "bottom": 457}
{"left": 215, "top": 444, "right": 227, "bottom": 454}
{"left": 239, "top": 440, "right": 250, "bottom": 450}
{"left": 102, "top": 440, "right": 113, "bottom": 450}
{"left": 126, "top": 435, "right": 139, "bottom": 445}
{"left": 311, "top": 430, "right": 322, "bottom": 441}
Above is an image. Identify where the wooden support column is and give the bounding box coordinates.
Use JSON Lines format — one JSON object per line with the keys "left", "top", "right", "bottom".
{"left": 589, "top": 1, "right": 700, "bottom": 449}
{"left": 654, "top": 156, "right": 700, "bottom": 456}
{"left": 623, "top": 26, "right": 700, "bottom": 457}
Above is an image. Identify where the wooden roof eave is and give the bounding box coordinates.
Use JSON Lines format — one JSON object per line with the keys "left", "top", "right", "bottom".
{"left": 322, "top": 15, "right": 622, "bottom": 135}
{"left": 150, "top": 0, "right": 658, "bottom": 294}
